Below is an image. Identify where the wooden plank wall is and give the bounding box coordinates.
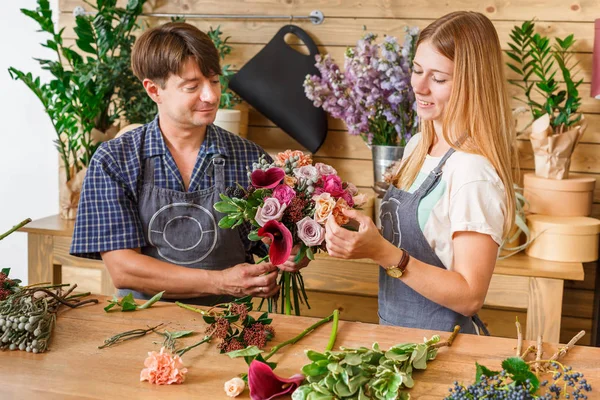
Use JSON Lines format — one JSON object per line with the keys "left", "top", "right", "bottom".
{"left": 58, "top": 0, "right": 600, "bottom": 345}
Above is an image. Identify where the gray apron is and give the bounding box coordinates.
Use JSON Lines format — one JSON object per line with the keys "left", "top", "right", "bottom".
{"left": 378, "top": 149, "right": 489, "bottom": 335}
{"left": 117, "top": 155, "right": 247, "bottom": 306}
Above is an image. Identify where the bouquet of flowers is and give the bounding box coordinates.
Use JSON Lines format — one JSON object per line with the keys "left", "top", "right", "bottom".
{"left": 214, "top": 150, "right": 367, "bottom": 316}
{"left": 303, "top": 27, "right": 420, "bottom": 147}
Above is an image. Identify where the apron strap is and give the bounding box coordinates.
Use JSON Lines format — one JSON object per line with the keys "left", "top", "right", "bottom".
{"left": 210, "top": 155, "right": 227, "bottom": 188}
{"left": 143, "top": 157, "right": 155, "bottom": 185}
{"left": 472, "top": 314, "right": 490, "bottom": 336}
{"left": 413, "top": 148, "right": 456, "bottom": 198}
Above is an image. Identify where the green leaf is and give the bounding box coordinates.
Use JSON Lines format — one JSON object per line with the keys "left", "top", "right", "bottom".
{"left": 103, "top": 301, "right": 117, "bottom": 312}
{"left": 475, "top": 362, "right": 500, "bottom": 383}
{"left": 138, "top": 290, "right": 164, "bottom": 309}
{"left": 227, "top": 345, "right": 263, "bottom": 358}
{"left": 302, "top": 362, "right": 329, "bottom": 377}
{"left": 306, "top": 350, "right": 328, "bottom": 362}
{"left": 501, "top": 357, "right": 539, "bottom": 392}
{"left": 1, "top": 268, "right": 10, "bottom": 276}
{"left": 306, "top": 247, "right": 315, "bottom": 261}
{"left": 166, "top": 330, "right": 194, "bottom": 339}
{"left": 248, "top": 230, "right": 261, "bottom": 241}
{"left": 214, "top": 200, "right": 239, "bottom": 213}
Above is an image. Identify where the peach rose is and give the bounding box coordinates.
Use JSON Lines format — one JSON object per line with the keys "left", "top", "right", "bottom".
{"left": 140, "top": 347, "right": 188, "bottom": 385}
{"left": 284, "top": 175, "right": 297, "bottom": 187}
{"left": 224, "top": 377, "right": 246, "bottom": 397}
{"left": 313, "top": 193, "right": 336, "bottom": 224}
{"left": 352, "top": 193, "right": 368, "bottom": 208}
{"left": 332, "top": 198, "right": 351, "bottom": 226}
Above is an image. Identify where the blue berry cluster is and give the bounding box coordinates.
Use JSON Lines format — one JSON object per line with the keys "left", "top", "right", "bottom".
{"left": 445, "top": 363, "right": 592, "bottom": 400}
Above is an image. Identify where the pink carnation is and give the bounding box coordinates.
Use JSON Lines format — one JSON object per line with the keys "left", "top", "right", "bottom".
{"left": 272, "top": 184, "right": 296, "bottom": 206}
{"left": 140, "top": 347, "right": 188, "bottom": 385}
{"left": 340, "top": 190, "right": 355, "bottom": 207}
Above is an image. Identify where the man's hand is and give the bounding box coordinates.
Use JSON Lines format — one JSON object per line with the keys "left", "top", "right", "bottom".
{"left": 218, "top": 262, "right": 279, "bottom": 298}
{"left": 277, "top": 244, "right": 311, "bottom": 272}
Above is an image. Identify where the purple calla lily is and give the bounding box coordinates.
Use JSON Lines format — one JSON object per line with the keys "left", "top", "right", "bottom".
{"left": 251, "top": 168, "right": 286, "bottom": 189}
{"left": 257, "top": 220, "right": 293, "bottom": 265}
{"left": 248, "top": 360, "right": 305, "bottom": 400}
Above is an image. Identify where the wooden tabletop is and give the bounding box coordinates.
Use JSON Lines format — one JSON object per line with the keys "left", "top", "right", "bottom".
{"left": 1, "top": 295, "right": 598, "bottom": 400}
{"left": 18, "top": 215, "right": 584, "bottom": 281}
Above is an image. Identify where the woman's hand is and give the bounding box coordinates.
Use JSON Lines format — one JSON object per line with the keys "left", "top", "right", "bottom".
{"left": 325, "top": 209, "right": 384, "bottom": 260}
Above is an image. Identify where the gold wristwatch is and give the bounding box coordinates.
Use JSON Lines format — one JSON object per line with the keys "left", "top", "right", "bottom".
{"left": 385, "top": 248, "right": 409, "bottom": 279}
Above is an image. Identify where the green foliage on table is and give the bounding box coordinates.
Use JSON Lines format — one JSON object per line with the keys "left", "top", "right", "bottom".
{"left": 292, "top": 335, "right": 442, "bottom": 400}
{"left": 8, "top": 0, "right": 156, "bottom": 182}
{"left": 506, "top": 20, "right": 582, "bottom": 133}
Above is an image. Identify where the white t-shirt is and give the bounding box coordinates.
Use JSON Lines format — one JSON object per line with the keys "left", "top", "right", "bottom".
{"left": 400, "top": 133, "right": 507, "bottom": 271}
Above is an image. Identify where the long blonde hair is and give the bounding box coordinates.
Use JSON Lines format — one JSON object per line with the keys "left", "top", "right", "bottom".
{"left": 394, "top": 11, "right": 518, "bottom": 239}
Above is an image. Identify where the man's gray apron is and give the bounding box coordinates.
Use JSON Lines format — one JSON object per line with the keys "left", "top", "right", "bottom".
{"left": 378, "top": 148, "right": 489, "bottom": 335}
{"left": 117, "top": 156, "right": 247, "bottom": 306}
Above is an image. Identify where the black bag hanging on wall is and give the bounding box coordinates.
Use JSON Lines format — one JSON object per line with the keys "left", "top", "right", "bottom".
{"left": 229, "top": 25, "right": 328, "bottom": 153}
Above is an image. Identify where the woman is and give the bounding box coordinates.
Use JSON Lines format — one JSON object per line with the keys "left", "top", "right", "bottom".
{"left": 325, "top": 11, "right": 517, "bottom": 334}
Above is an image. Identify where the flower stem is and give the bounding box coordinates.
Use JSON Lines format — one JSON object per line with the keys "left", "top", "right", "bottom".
{"left": 175, "top": 301, "right": 208, "bottom": 315}
{"left": 264, "top": 309, "right": 338, "bottom": 361}
{"left": 175, "top": 335, "right": 212, "bottom": 357}
{"left": 284, "top": 272, "right": 292, "bottom": 315}
{"left": 325, "top": 309, "right": 340, "bottom": 351}
{"left": 0, "top": 218, "right": 32, "bottom": 241}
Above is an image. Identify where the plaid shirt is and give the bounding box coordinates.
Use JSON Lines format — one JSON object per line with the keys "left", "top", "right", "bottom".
{"left": 70, "top": 115, "right": 270, "bottom": 260}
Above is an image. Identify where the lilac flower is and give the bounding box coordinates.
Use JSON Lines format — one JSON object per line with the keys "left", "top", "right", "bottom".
{"left": 304, "top": 28, "right": 420, "bottom": 146}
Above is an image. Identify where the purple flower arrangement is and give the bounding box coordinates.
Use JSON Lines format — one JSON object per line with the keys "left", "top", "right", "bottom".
{"left": 304, "top": 27, "right": 420, "bottom": 146}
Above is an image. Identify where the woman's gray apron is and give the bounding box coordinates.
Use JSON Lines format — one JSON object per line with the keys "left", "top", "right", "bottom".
{"left": 378, "top": 148, "right": 489, "bottom": 335}
{"left": 117, "top": 156, "right": 247, "bottom": 306}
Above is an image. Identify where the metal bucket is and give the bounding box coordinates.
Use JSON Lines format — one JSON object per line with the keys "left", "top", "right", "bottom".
{"left": 371, "top": 145, "right": 404, "bottom": 187}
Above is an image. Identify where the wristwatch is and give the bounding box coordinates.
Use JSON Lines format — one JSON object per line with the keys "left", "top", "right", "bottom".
{"left": 385, "top": 248, "right": 409, "bottom": 279}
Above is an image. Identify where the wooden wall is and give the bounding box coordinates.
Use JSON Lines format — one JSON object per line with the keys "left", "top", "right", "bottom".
{"left": 58, "top": 0, "right": 600, "bottom": 344}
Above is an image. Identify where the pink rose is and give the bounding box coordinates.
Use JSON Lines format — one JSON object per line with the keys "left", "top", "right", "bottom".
{"left": 296, "top": 217, "right": 325, "bottom": 247}
{"left": 353, "top": 193, "right": 368, "bottom": 207}
{"left": 315, "top": 162, "right": 337, "bottom": 176}
{"left": 272, "top": 184, "right": 296, "bottom": 206}
{"left": 140, "top": 347, "right": 187, "bottom": 385}
{"left": 322, "top": 175, "right": 345, "bottom": 197}
{"left": 255, "top": 197, "right": 287, "bottom": 227}
{"left": 346, "top": 182, "right": 359, "bottom": 196}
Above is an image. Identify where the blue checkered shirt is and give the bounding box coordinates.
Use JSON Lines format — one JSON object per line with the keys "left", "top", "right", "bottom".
{"left": 70, "top": 115, "right": 270, "bottom": 260}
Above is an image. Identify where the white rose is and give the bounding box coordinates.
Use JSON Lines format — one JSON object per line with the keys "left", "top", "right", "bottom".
{"left": 224, "top": 377, "right": 245, "bottom": 397}
{"left": 293, "top": 165, "right": 320, "bottom": 183}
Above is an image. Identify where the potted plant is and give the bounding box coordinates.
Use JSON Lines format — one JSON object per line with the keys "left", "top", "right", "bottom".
{"left": 506, "top": 20, "right": 587, "bottom": 180}
{"left": 8, "top": 0, "right": 155, "bottom": 219}
{"left": 303, "top": 27, "right": 420, "bottom": 190}
{"left": 208, "top": 26, "right": 246, "bottom": 137}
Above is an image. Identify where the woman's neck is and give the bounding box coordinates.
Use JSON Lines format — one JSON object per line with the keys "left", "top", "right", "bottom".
{"left": 429, "top": 121, "right": 451, "bottom": 157}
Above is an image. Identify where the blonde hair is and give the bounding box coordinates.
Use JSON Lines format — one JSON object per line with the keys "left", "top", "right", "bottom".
{"left": 394, "top": 11, "right": 518, "bottom": 239}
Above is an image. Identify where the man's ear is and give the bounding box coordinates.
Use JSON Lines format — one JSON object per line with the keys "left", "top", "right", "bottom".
{"left": 143, "top": 79, "right": 162, "bottom": 104}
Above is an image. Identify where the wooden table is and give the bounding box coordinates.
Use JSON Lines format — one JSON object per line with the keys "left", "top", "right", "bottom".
{"left": 20, "top": 215, "right": 585, "bottom": 344}
{"left": 1, "top": 296, "right": 599, "bottom": 400}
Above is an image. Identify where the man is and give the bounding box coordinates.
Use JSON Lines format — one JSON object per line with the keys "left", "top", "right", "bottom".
{"left": 71, "top": 22, "right": 306, "bottom": 305}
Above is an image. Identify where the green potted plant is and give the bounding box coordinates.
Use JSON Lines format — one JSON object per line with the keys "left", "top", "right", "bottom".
{"left": 506, "top": 20, "right": 587, "bottom": 180}
{"left": 207, "top": 26, "right": 245, "bottom": 137}
{"left": 8, "top": 0, "right": 155, "bottom": 219}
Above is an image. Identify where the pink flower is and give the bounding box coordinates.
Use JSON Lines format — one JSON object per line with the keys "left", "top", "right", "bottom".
{"left": 251, "top": 168, "right": 286, "bottom": 189}
{"left": 248, "top": 360, "right": 305, "bottom": 400}
{"left": 315, "top": 162, "right": 337, "bottom": 176}
{"left": 322, "top": 175, "right": 345, "bottom": 197}
{"left": 340, "top": 190, "right": 355, "bottom": 207}
{"left": 140, "top": 347, "right": 188, "bottom": 385}
{"left": 224, "top": 377, "right": 246, "bottom": 397}
{"left": 272, "top": 184, "right": 296, "bottom": 206}
{"left": 257, "top": 221, "right": 293, "bottom": 265}
{"left": 346, "top": 182, "right": 359, "bottom": 196}
{"left": 296, "top": 217, "right": 325, "bottom": 247}
{"left": 353, "top": 193, "right": 369, "bottom": 207}
{"left": 256, "top": 197, "right": 287, "bottom": 226}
